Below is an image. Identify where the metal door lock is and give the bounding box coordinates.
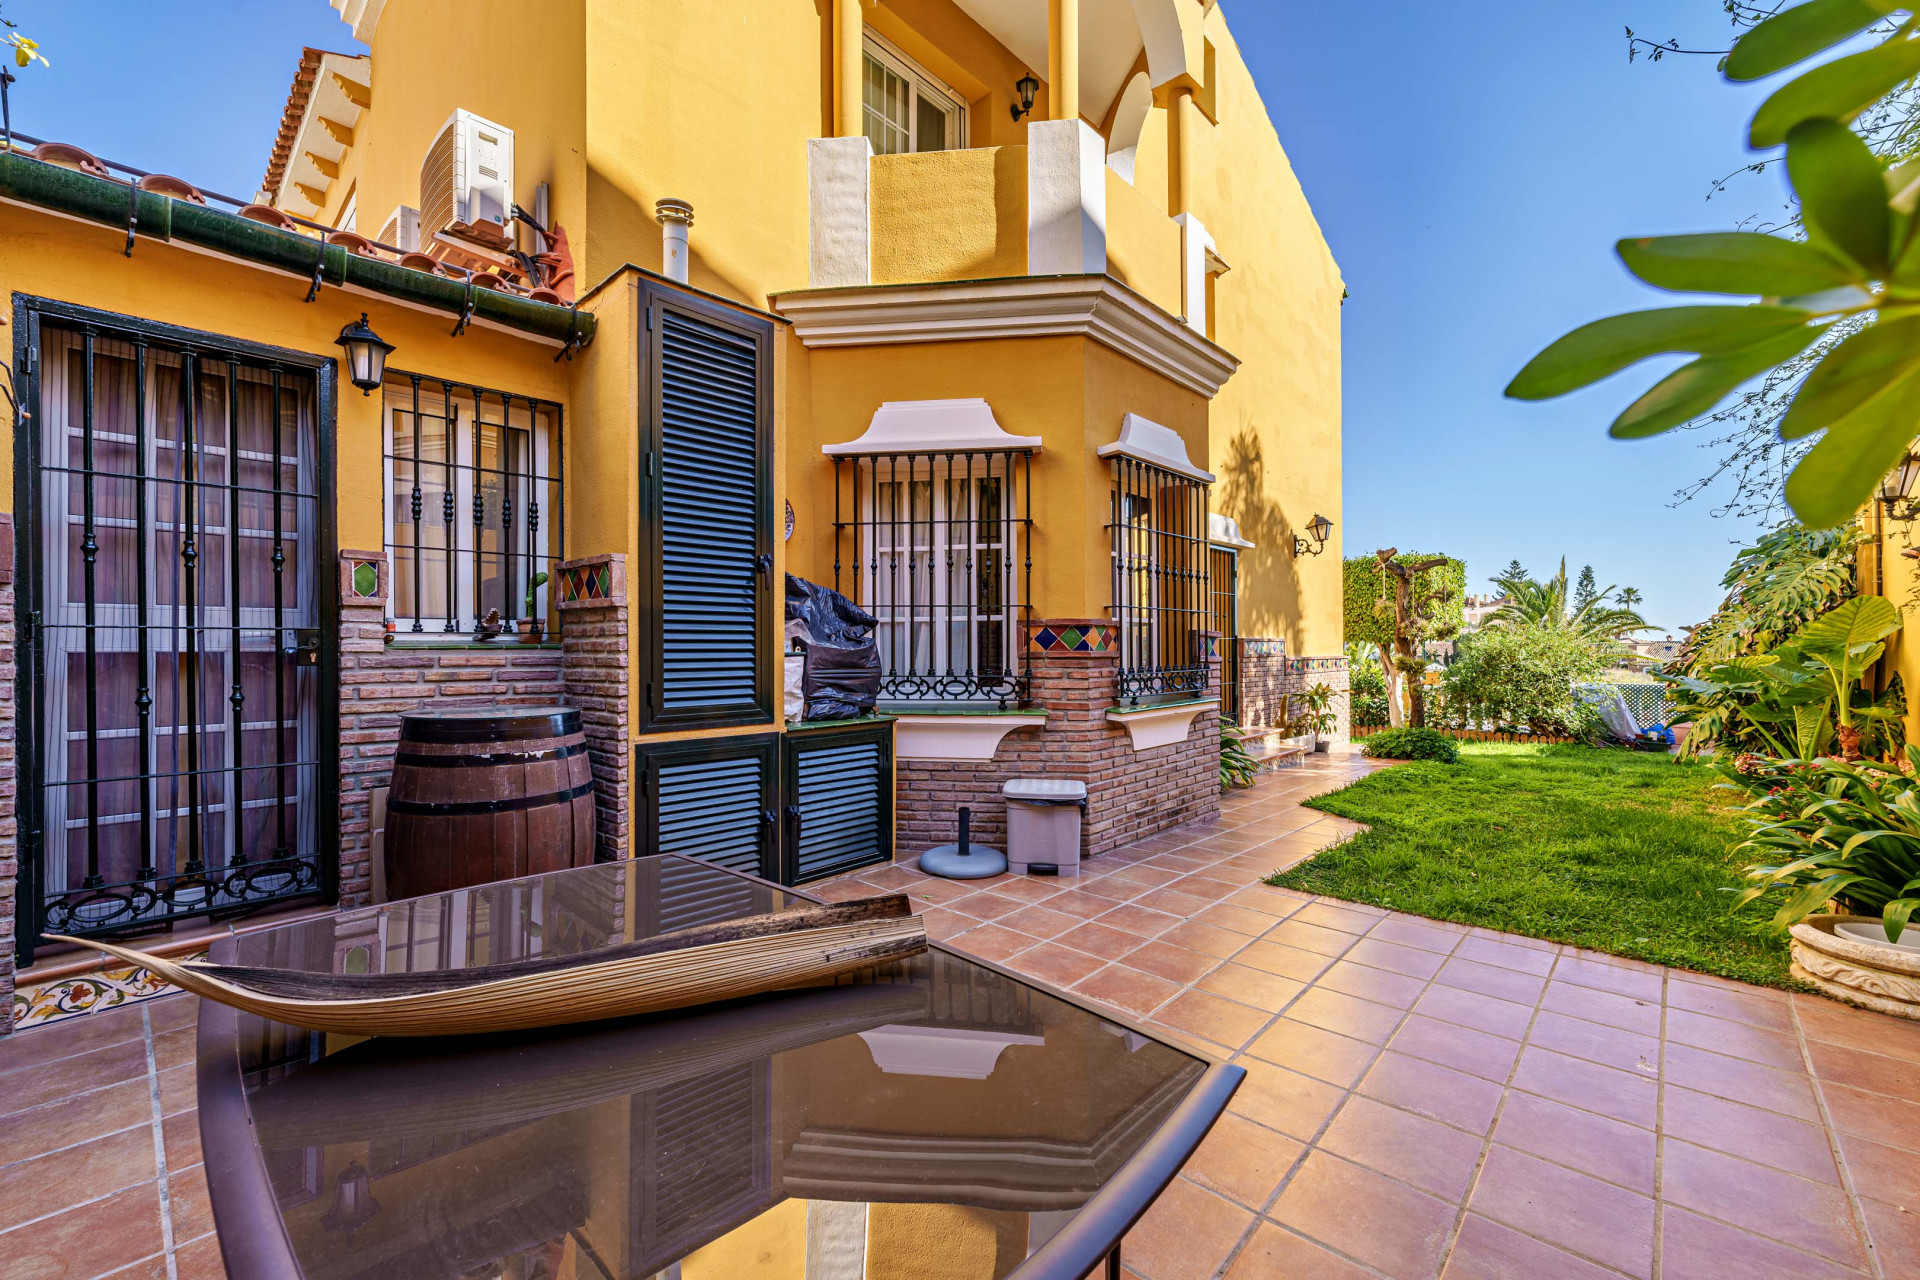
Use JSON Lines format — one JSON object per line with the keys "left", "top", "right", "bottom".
{"left": 284, "top": 628, "right": 321, "bottom": 667}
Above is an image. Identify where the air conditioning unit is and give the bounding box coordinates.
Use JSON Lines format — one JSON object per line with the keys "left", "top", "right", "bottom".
{"left": 378, "top": 204, "right": 420, "bottom": 253}
{"left": 419, "top": 109, "right": 514, "bottom": 245}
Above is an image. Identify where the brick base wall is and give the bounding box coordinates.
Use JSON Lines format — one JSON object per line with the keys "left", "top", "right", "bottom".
{"left": 0, "top": 515, "right": 16, "bottom": 1031}
{"left": 894, "top": 622, "right": 1222, "bottom": 863}
{"left": 557, "top": 555, "right": 630, "bottom": 862}
{"left": 1241, "top": 641, "right": 1351, "bottom": 745}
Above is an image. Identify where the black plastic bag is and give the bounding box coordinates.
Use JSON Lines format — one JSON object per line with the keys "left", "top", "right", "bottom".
{"left": 785, "top": 574, "right": 881, "bottom": 720}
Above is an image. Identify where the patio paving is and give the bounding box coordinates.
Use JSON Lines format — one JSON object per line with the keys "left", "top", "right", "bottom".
{"left": 2, "top": 751, "right": 1917, "bottom": 1278}
{"left": 818, "top": 751, "right": 1920, "bottom": 1280}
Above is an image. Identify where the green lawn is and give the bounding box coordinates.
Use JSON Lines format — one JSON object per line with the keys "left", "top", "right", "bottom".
{"left": 1269, "top": 742, "right": 1798, "bottom": 989}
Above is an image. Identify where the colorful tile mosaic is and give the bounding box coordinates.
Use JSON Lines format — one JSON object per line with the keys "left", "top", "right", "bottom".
{"left": 557, "top": 554, "right": 626, "bottom": 609}
{"left": 338, "top": 549, "right": 388, "bottom": 605}
{"left": 1242, "top": 638, "right": 1286, "bottom": 658}
{"left": 1029, "top": 622, "right": 1118, "bottom": 655}
{"left": 10, "top": 951, "right": 202, "bottom": 1031}
{"left": 1291, "top": 656, "right": 1348, "bottom": 673}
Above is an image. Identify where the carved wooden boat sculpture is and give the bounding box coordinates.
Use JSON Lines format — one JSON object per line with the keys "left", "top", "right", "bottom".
{"left": 52, "top": 894, "right": 923, "bottom": 1037}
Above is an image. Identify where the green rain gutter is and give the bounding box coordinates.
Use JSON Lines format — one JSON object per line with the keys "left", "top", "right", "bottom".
{"left": 0, "top": 151, "right": 594, "bottom": 349}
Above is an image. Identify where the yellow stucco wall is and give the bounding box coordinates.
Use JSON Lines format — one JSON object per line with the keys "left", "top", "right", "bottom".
{"left": 871, "top": 148, "right": 1027, "bottom": 285}
{"left": 1104, "top": 168, "right": 1183, "bottom": 318}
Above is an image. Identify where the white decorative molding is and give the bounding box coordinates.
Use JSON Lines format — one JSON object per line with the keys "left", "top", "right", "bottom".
{"left": 1098, "top": 413, "right": 1214, "bottom": 483}
{"left": 1173, "top": 211, "right": 1218, "bottom": 333}
{"left": 893, "top": 712, "right": 1046, "bottom": 761}
{"left": 858, "top": 1024, "right": 1048, "bottom": 1078}
{"left": 1106, "top": 698, "right": 1218, "bottom": 751}
{"left": 1028, "top": 119, "right": 1107, "bottom": 276}
{"left": 824, "top": 399, "right": 1042, "bottom": 456}
{"left": 1209, "top": 512, "right": 1254, "bottom": 549}
{"left": 331, "top": 0, "right": 387, "bottom": 43}
{"left": 772, "top": 275, "right": 1241, "bottom": 399}
{"left": 809, "top": 136, "right": 873, "bottom": 288}
{"left": 274, "top": 52, "right": 372, "bottom": 218}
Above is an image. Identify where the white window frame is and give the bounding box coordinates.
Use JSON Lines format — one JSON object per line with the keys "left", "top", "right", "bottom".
{"left": 862, "top": 32, "right": 968, "bottom": 156}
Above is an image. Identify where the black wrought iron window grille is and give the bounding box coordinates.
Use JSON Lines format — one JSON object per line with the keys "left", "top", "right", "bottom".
{"left": 1109, "top": 456, "right": 1211, "bottom": 706}
{"left": 31, "top": 323, "right": 325, "bottom": 938}
{"left": 382, "top": 373, "right": 563, "bottom": 637}
{"left": 1210, "top": 544, "right": 1241, "bottom": 723}
{"left": 831, "top": 450, "right": 1033, "bottom": 707}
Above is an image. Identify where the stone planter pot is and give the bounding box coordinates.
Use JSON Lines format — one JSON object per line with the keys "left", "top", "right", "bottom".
{"left": 1789, "top": 914, "right": 1920, "bottom": 1020}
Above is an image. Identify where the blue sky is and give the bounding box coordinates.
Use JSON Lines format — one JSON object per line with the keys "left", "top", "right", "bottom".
{"left": 7, "top": 2, "right": 1794, "bottom": 632}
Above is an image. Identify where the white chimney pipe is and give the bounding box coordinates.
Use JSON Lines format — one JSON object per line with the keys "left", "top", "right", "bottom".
{"left": 656, "top": 197, "right": 693, "bottom": 284}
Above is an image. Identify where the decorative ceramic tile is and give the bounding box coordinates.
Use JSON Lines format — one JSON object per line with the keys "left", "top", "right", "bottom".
{"left": 337, "top": 549, "right": 388, "bottom": 606}
{"left": 1029, "top": 622, "right": 1119, "bottom": 655}
{"left": 10, "top": 951, "right": 204, "bottom": 1031}
{"left": 1291, "top": 656, "right": 1349, "bottom": 673}
{"left": 557, "top": 553, "right": 626, "bottom": 609}
{"left": 1243, "top": 638, "right": 1287, "bottom": 658}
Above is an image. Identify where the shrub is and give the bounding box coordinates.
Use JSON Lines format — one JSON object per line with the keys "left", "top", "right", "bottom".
{"left": 1442, "top": 625, "right": 1607, "bottom": 736}
{"left": 1220, "top": 720, "right": 1260, "bottom": 791}
{"left": 1349, "top": 657, "right": 1390, "bottom": 729}
{"left": 1360, "top": 726, "right": 1459, "bottom": 763}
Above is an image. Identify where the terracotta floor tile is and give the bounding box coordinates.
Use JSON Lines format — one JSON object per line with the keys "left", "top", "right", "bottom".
{"left": 1153, "top": 990, "right": 1272, "bottom": 1051}
{"left": 1229, "top": 885, "right": 1312, "bottom": 915}
{"left": 0, "top": 1079, "right": 152, "bottom": 1166}
{"left": 1661, "top": 1138, "right": 1866, "bottom": 1266}
{"left": 1664, "top": 978, "right": 1793, "bottom": 1032}
{"left": 1526, "top": 1010, "right": 1659, "bottom": 1075}
{"left": 948, "top": 923, "right": 1041, "bottom": 964}
{"left": 1107, "top": 865, "right": 1184, "bottom": 890}
{"left": 1125, "top": 941, "right": 1226, "bottom": 986}
{"left": 1071, "top": 964, "right": 1183, "bottom": 1019}
{"left": 1794, "top": 994, "right": 1920, "bottom": 1064}
{"left": 152, "top": 1026, "right": 195, "bottom": 1071}
{"left": 1235, "top": 940, "right": 1337, "bottom": 983}
{"left": 1070, "top": 874, "right": 1143, "bottom": 903}
{"left": 1168, "top": 874, "right": 1245, "bottom": 903}
{"left": 1284, "top": 987, "right": 1406, "bottom": 1046}
{"left": 1412, "top": 985, "right": 1533, "bottom": 1041}
{"left": 1539, "top": 980, "right": 1661, "bottom": 1036}
{"left": 1660, "top": 1207, "right": 1868, "bottom": 1280}
{"left": 1225, "top": 1060, "right": 1347, "bottom": 1141}
{"left": 1510, "top": 1047, "right": 1657, "bottom": 1129}
{"left": 1246, "top": 1019, "right": 1381, "bottom": 1088}
{"left": 0, "top": 1004, "right": 149, "bottom": 1077}
{"left": 1147, "top": 851, "right": 1216, "bottom": 871}
{"left": 1270, "top": 1150, "right": 1457, "bottom": 1280}
{"left": 1188, "top": 903, "right": 1281, "bottom": 938}
{"left": 1838, "top": 1130, "right": 1920, "bottom": 1207}
{"left": 1097, "top": 903, "right": 1186, "bottom": 939}
{"left": 1343, "top": 937, "right": 1447, "bottom": 980}
{"left": 1467, "top": 1145, "right": 1653, "bottom": 1278}
{"left": 1222, "top": 1221, "right": 1380, "bottom": 1280}
{"left": 1120, "top": 1177, "right": 1254, "bottom": 1280}
{"left": 168, "top": 1161, "right": 216, "bottom": 1247}
{"left": 1433, "top": 957, "right": 1546, "bottom": 1007}
{"left": 1291, "top": 902, "right": 1381, "bottom": 935}
{"left": 1664, "top": 1086, "right": 1840, "bottom": 1185}
{"left": 807, "top": 876, "right": 879, "bottom": 902}
{"left": 0, "top": 1124, "right": 157, "bottom": 1230}
{"left": 1358, "top": 1051, "right": 1504, "bottom": 1134}
{"left": 1309, "top": 958, "right": 1425, "bottom": 1011}
{"left": 986, "top": 875, "right": 1072, "bottom": 904}
{"left": 1057, "top": 919, "right": 1153, "bottom": 962}
{"left": 1551, "top": 955, "right": 1663, "bottom": 1002}
{"left": 1451, "top": 936, "right": 1556, "bottom": 978}
{"left": 1366, "top": 917, "right": 1464, "bottom": 955}
{"left": 997, "top": 903, "right": 1088, "bottom": 941}
{"left": 1158, "top": 920, "right": 1256, "bottom": 959}
{"left": 1666, "top": 1043, "right": 1821, "bottom": 1123}
{"left": 1132, "top": 887, "right": 1220, "bottom": 919}
{"left": 1009, "top": 942, "right": 1111, "bottom": 990}
{"left": 1319, "top": 1093, "right": 1484, "bottom": 1202}
{"left": 1035, "top": 889, "right": 1123, "bottom": 920}
{"left": 161, "top": 1108, "right": 201, "bottom": 1175}
{"left": 1387, "top": 1014, "right": 1522, "bottom": 1083}
{"left": 1180, "top": 1111, "right": 1304, "bottom": 1210}
{"left": 1440, "top": 1214, "right": 1630, "bottom": 1280}
{"left": 1664, "top": 1007, "right": 1803, "bottom": 1071}
{"left": 102, "top": 1253, "right": 172, "bottom": 1280}
{"left": 948, "top": 891, "right": 1023, "bottom": 922}
{"left": 1860, "top": 1195, "right": 1920, "bottom": 1280}
{"left": 1807, "top": 1037, "right": 1920, "bottom": 1106}
{"left": 143, "top": 994, "right": 203, "bottom": 1032}
{"left": 1197, "top": 964, "right": 1307, "bottom": 1013}
{"left": 1492, "top": 1090, "right": 1655, "bottom": 1194}
{"left": 0, "top": 1181, "right": 165, "bottom": 1280}
{"left": 925, "top": 906, "right": 993, "bottom": 941}
{"left": 1263, "top": 919, "right": 1360, "bottom": 958}
{"left": 173, "top": 1231, "right": 229, "bottom": 1280}
{"left": 5, "top": 1039, "right": 151, "bottom": 1113}
{"left": 156, "top": 1064, "right": 195, "bottom": 1118}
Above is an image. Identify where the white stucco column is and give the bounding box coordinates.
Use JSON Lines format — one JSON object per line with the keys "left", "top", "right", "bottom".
{"left": 1174, "top": 211, "right": 1216, "bottom": 331}
{"left": 1026, "top": 118, "right": 1105, "bottom": 276}
{"left": 809, "top": 135, "right": 872, "bottom": 287}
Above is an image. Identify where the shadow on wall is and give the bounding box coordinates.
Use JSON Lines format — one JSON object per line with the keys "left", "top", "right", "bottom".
{"left": 1218, "top": 418, "right": 1303, "bottom": 652}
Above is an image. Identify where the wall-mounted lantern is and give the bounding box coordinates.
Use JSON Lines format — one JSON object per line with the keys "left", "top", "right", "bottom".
{"left": 1880, "top": 451, "right": 1920, "bottom": 521}
{"left": 1010, "top": 73, "right": 1039, "bottom": 122}
{"left": 1291, "top": 513, "right": 1334, "bottom": 558}
{"left": 334, "top": 313, "right": 394, "bottom": 395}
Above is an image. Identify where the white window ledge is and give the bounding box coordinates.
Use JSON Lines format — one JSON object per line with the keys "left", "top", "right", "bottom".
{"left": 1105, "top": 698, "right": 1218, "bottom": 751}
{"left": 892, "top": 711, "right": 1047, "bottom": 761}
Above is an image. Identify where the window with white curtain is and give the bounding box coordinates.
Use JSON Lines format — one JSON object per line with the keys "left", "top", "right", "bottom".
{"left": 863, "top": 36, "right": 965, "bottom": 156}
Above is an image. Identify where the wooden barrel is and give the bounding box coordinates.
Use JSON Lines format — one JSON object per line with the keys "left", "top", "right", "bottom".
{"left": 385, "top": 706, "right": 596, "bottom": 900}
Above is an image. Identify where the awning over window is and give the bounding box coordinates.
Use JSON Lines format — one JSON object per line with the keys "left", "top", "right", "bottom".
{"left": 822, "top": 398, "right": 1042, "bottom": 455}
{"left": 1096, "top": 412, "right": 1214, "bottom": 483}
{"left": 1209, "top": 512, "right": 1255, "bottom": 549}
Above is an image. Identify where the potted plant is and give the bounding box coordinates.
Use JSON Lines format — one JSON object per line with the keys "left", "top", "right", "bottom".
{"left": 1298, "top": 682, "right": 1339, "bottom": 752}
{"left": 519, "top": 571, "right": 550, "bottom": 643}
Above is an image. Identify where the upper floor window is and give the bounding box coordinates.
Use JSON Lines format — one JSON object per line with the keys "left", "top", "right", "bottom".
{"left": 863, "top": 36, "right": 965, "bottom": 156}
{"left": 382, "top": 374, "right": 562, "bottom": 637}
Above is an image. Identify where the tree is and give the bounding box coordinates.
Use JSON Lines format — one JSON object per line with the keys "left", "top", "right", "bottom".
{"left": 1500, "top": 559, "right": 1528, "bottom": 587}
{"left": 1618, "top": 586, "right": 1645, "bottom": 608}
{"left": 1443, "top": 626, "right": 1609, "bottom": 736}
{"left": 1486, "top": 558, "right": 1653, "bottom": 642}
{"left": 1345, "top": 552, "right": 1465, "bottom": 728}
{"left": 1375, "top": 549, "right": 1460, "bottom": 729}
{"left": 1509, "top": 6, "right": 1920, "bottom": 530}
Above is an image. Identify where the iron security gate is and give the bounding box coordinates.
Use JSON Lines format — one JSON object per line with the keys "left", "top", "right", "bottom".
{"left": 17, "top": 304, "right": 335, "bottom": 958}
{"left": 1209, "top": 546, "right": 1240, "bottom": 723}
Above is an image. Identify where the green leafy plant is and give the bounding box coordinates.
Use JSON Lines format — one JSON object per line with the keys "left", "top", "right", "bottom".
{"left": 1442, "top": 625, "right": 1609, "bottom": 736}
{"left": 1360, "top": 726, "right": 1460, "bottom": 764}
{"left": 1507, "top": 6, "right": 1920, "bottom": 528}
{"left": 1296, "top": 682, "right": 1340, "bottom": 740}
{"left": 1486, "top": 558, "right": 1651, "bottom": 642}
{"left": 525, "top": 569, "right": 550, "bottom": 614}
{"left": 1220, "top": 719, "right": 1260, "bottom": 791}
{"left": 1343, "top": 552, "right": 1465, "bottom": 728}
{"left": 1347, "top": 651, "right": 1391, "bottom": 729}
{"left": 1725, "top": 749, "right": 1920, "bottom": 943}
{"left": 1793, "top": 593, "right": 1904, "bottom": 757}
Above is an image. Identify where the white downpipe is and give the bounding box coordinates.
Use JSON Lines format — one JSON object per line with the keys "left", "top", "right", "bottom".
{"left": 656, "top": 197, "right": 693, "bottom": 283}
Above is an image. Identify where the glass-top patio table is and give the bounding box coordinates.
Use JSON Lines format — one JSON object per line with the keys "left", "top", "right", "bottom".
{"left": 196, "top": 855, "right": 1243, "bottom": 1280}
